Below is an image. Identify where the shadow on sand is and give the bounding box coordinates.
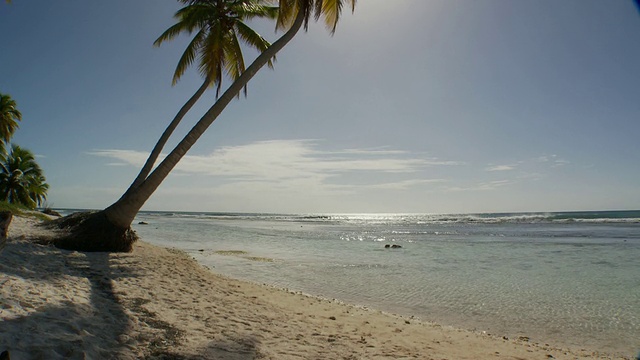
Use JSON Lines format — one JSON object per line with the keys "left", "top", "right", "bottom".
{"left": 0, "top": 239, "right": 263, "bottom": 359}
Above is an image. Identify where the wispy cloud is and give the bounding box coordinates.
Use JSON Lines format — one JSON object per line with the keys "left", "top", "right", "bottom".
{"left": 468, "top": 154, "right": 572, "bottom": 193}
{"left": 87, "top": 149, "right": 149, "bottom": 167}
{"left": 552, "top": 159, "right": 570, "bottom": 168}
{"left": 445, "top": 179, "right": 515, "bottom": 192}
{"left": 89, "top": 140, "right": 459, "bottom": 193}
{"left": 368, "top": 179, "right": 447, "bottom": 190}
{"left": 536, "top": 154, "right": 569, "bottom": 167}
{"left": 485, "top": 164, "right": 516, "bottom": 172}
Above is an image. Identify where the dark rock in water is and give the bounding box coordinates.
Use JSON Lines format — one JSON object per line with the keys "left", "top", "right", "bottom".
{"left": 138, "top": 221, "right": 149, "bottom": 225}
{"left": 0, "top": 350, "right": 10, "bottom": 360}
{"left": 384, "top": 244, "right": 391, "bottom": 248}
{"left": 198, "top": 249, "right": 204, "bottom": 252}
{"left": 391, "top": 244, "right": 402, "bottom": 249}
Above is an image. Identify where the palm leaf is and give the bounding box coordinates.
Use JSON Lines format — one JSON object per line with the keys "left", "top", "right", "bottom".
{"left": 154, "top": 21, "right": 190, "bottom": 47}
{"left": 319, "top": 0, "right": 341, "bottom": 33}
{"left": 172, "top": 29, "right": 206, "bottom": 85}
{"left": 199, "top": 20, "right": 226, "bottom": 95}
{"left": 239, "top": 3, "right": 279, "bottom": 20}
{"left": 277, "top": 0, "right": 301, "bottom": 30}
{"left": 235, "top": 21, "right": 275, "bottom": 68}
{"left": 223, "top": 31, "right": 247, "bottom": 96}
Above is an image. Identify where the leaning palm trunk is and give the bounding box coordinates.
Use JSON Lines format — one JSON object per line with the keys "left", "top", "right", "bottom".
{"left": 127, "top": 78, "right": 210, "bottom": 191}
{"left": 51, "top": 8, "right": 306, "bottom": 252}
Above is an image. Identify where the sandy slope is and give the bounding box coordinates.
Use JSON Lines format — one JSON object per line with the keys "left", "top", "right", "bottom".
{"left": 0, "top": 216, "right": 632, "bottom": 359}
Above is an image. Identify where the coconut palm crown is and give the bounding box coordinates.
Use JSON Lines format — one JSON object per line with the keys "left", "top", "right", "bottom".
{"left": 155, "top": 0, "right": 279, "bottom": 97}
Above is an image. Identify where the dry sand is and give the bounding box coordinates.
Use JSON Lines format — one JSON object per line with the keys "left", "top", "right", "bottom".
{"left": 0, "top": 216, "right": 633, "bottom": 359}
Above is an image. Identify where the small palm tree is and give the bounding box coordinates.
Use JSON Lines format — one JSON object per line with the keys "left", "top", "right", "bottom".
{"left": 0, "top": 144, "right": 49, "bottom": 209}
{"left": 0, "top": 93, "right": 21, "bottom": 148}
{"left": 126, "top": 0, "right": 278, "bottom": 191}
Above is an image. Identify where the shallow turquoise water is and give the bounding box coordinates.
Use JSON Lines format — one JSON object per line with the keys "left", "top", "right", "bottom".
{"left": 126, "top": 211, "right": 640, "bottom": 357}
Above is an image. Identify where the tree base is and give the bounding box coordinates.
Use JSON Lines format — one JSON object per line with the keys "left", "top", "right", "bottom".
{"left": 47, "top": 211, "right": 138, "bottom": 253}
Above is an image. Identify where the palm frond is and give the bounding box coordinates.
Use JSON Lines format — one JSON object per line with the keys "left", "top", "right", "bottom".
{"left": 199, "top": 20, "right": 226, "bottom": 96}
{"left": 223, "top": 31, "right": 247, "bottom": 96}
{"left": 154, "top": 21, "right": 190, "bottom": 47}
{"left": 235, "top": 21, "right": 275, "bottom": 68}
{"left": 276, "top": 0, "right": 301, "bottom": 31}
{"left": 277, "top": 0, "right": 356, "bottom": 34}
{"left": 154, "top": 4, "right": 213, "bottom": 46}
{"left": 319, "top": 0, "right": 341, "bottom": 33}
{"left": 172, "top": 29, "right": 206, "bottom": 85}
{"left": 239, "top": 3, "right": 279, "bottom": 21}
{"left": 319, "top": 0, "right": 356, "bottom": 34}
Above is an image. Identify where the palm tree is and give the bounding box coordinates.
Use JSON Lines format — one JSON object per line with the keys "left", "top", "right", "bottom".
{"left": 0, "top": 93, "right": 21, "bottom": 149}
{"left": 0, "top": 144, "right": 49, "bottom": 209}
{"left": 53, "top": 0, "right": 357, "bottom": 252}
{"left": 126, "top": 0, "right": 279, "bottom": 191}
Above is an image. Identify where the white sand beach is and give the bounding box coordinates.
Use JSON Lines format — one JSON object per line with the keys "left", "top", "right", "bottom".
{"left": 0, "top": 216, "right": 632, "bottom": 359}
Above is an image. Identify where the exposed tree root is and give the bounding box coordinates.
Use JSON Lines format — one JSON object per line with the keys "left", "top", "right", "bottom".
{"left": 45, "top": 211, "right": 138, "bottom": 253}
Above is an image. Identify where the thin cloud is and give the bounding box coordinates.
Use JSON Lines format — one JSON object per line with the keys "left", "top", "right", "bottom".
{"left": 445, "top": 179, "right": 515, "bottom": 192}
{"left": 485, "top": 164, "right": 516, "bottom": 172}
{"left": 536, "top": 154, "right": 569, "bottom": 167}
{"left": 552, "top": 159, "right": 570, "bottom": 167}
{"left": 88, "top": 149, "right": 149, "bottom": 167}
{"left": 369, "top": 179, "right": 447, "bottom": 190}
{"left": 89, "top": 140, "right": 461, "bottom": 193}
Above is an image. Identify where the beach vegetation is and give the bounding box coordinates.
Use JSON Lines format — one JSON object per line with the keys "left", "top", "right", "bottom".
{"left": 0, "top": 201, "right": 51, "bottom": 221}
{"left": 0, "top": 200, "right": 31, "bottom": 216}
{"left": 0, "top": 144, "right": 49, "bottom": 209}
{"left": 50, "top": 0, "right": 357, "bottom": 252}
{"left": 0, "top": 94, "right": 49, "bottom": 210}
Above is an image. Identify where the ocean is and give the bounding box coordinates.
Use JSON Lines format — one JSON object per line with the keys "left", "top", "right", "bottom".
{"left": 63, "top": 210, "right": 640, "bottom": 357}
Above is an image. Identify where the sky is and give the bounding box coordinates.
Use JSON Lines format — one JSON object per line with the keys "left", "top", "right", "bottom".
{"left": 1, "top": 0, "right": 639, "bottom": 214}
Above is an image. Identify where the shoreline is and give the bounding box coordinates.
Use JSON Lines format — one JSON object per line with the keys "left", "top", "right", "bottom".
{"left": 0, "top": 217, "right": 633, "bottom": 359}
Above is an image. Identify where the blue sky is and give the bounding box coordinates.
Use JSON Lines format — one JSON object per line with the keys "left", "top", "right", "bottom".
{"left": 1, "top": 0, "right": 639, "bottom": 214}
